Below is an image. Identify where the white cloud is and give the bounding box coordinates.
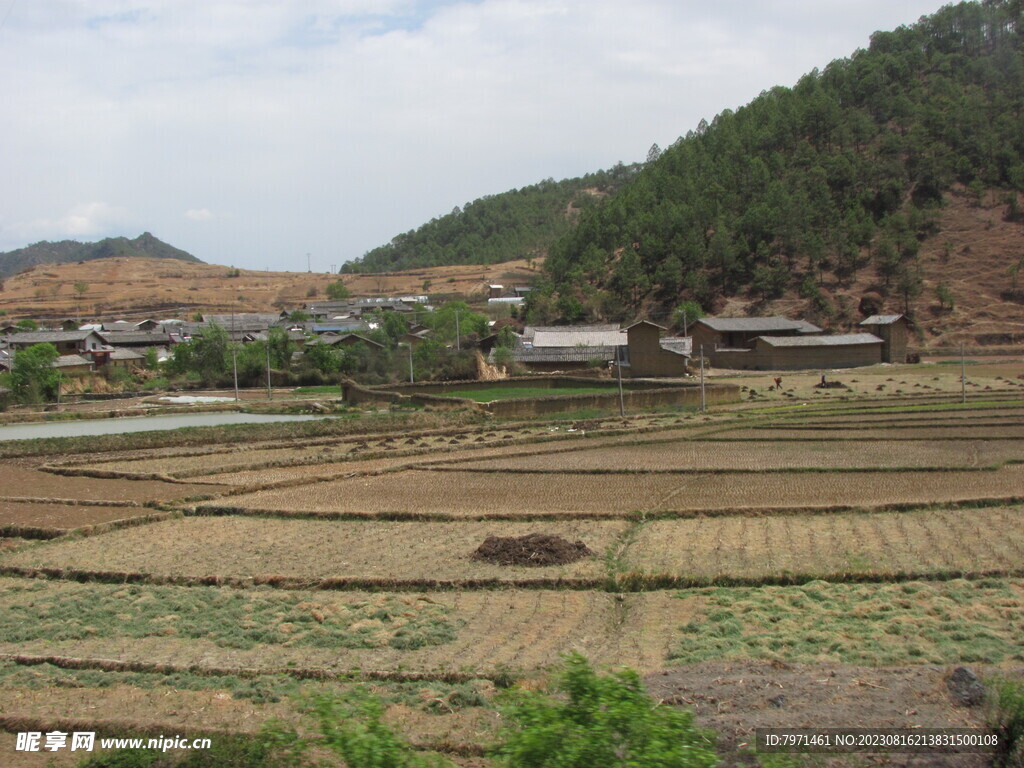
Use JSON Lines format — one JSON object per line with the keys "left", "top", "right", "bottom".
{"left": 0, "top": 0, "right": 947, "bottom": 267}
{"left": 8, "top": 202, "right": 131, "bottom": 243}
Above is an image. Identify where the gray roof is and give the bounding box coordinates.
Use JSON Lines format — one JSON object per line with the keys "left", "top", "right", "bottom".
{"left": 510, "top": 346, "right": 615, "bottom": 363}
{"left": 659, "top": 337, "right": 692, "bottom": 356}
{"left": 106, "top": 348, "right": 146, "bottom": 360}
{"left": 697, "top": 316, "right": 805, "bottom": 332}
{"left": 6, "top": 330, "right": 103, "bottom": 344}
{"left": 52, "top": 354, "right": 92, "bottom": 368}
{"left": 305, "top": 333, "right": 384, "bottom": 349}
{"left": 860, "top": 314, "right": 905, "bottom": 326}
{"left": 793, "top": 320, "right": 823, "bottom": 334}
{"left": 523, "top": 324, "right": 620, "bottom": 337}
{"left": 756, "top": 333, "right": 883, "bottom": 347}
{"left": 202, "top": 313, "right": 283, "bottom": 327}
{"left": 98, "top": 331, "right": 173, "bottom": 345}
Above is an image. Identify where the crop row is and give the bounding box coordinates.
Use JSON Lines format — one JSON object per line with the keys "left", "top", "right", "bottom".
{"left": 198, "top": 465, "right": 1024, "bottom": 517}
{"left": 0, "top": 578, "right": 1021, "bottom": 675}
{"left": 6, "top": 507, "right": 1024, "bottom": 588}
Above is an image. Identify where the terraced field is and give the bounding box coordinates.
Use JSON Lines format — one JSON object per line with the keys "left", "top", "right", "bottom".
{"left": 1, "top": 389, "right": 1022, "bottom": 764}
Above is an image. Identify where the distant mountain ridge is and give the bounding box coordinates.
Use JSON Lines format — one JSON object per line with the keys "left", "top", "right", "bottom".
{"left": 0, "top": 233, "right": 202, "bottom": 278}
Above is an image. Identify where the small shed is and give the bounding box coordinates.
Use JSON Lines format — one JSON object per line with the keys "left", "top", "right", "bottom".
{"left": 859, "top": 314, "right": 909, "bottom": 363}
{"left": 623, "top": 321, "right": 690, "bottom": 377}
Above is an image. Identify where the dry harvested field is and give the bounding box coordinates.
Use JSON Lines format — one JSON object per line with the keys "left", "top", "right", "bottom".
{"left": 2, "top": 517, "right": 625, "bottom": 583}
{"left": 206, "top": 464, "right": 1024, "bottom": 518}
{"left": 0, "top": 465, "right": 226, "bottom": 503}
{"left": 622, "top": 506, "right": 1024, "bottom": 582}
{"left": 3, "top": 390, "right": 1024, "bottom": 764}
{"left": 0, "top": 502, "right": 168, "bottom": 536}
{"left": 712, "top": 424, "right": 1024, "bottom": 440}
{"left": 440, "top": 438, "right": 1024, "bottom": 472}
{"left": 0, "top": 578, "right": 665, "bottom": 675}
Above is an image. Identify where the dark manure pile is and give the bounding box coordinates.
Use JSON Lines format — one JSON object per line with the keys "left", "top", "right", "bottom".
{"left": 470, "top": 533, "right": 594, "bottom": 567}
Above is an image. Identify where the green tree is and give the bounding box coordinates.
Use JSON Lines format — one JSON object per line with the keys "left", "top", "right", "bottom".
{"left": 326, "top": 281, "right": 351, "bottom": 300}
{"left": 167, "top": 324, "right": 230, "bottom": 384}
{"left": 934, "top": 282, "right": 954, "bottom": 311}
{"left": 9, "top": 343, "right": 60, "bottom": 403}
{"left": 497, "top": 653, "right": 717, "bottom": 768}
{"left": 672, "top": 300, "right": 705, "bottom": 333}
{"left": 266, "top": 327, "right": 295, "bottom": 369}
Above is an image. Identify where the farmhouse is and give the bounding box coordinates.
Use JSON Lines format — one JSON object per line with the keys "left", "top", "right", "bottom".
{"left": 4, "top": 330, "right": 106, "bottom": 356}
{"left": 690, "top": 316, "right": 821, "bottom": 351}
{"left": 622, "top": 321, "right": 690, "bottom": 377}
{"left": 304, "top": 333, "right": 385, "bottom": 350}
{"left": 710, "top": 333, "right": 884, "bottom": 370}
{"left": 860, "top": 314, "right": 910, "bottom": 363}
{"left": 51, "top": 354, "right": 94, "bottom": 374}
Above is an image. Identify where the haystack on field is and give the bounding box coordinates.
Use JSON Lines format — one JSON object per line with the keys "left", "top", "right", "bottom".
{"left": 0, "top": 370, "right": 1023, "bottom": 765}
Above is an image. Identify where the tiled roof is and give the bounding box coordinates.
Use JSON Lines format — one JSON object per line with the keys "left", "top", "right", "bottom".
{"left": 756, "top": 333, "right": 883, "bottom": 347}
{"left": 52, "top": 354, "right": 92, "bottom": 368}
{"left": 98, "top": 331, "right": 173, "bottom": 345}
{"left": 659, "top": 337, "right": 692, "bottom": 356}
{"left": 6, "top": 331, "right": 101, "bottom": 344}
{"left": 860, "top": 314, "right": 905, "bottom": 326}
{"left": 698, "top": 316, "right": 804, "bottom": 332}
{"left": 510, "top": 346, "right": 616, "bottom": 363}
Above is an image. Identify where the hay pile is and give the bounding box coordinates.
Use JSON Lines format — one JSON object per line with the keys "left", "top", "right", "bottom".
{"left": 470, "top": 533, "right": 594, "bottom": 567}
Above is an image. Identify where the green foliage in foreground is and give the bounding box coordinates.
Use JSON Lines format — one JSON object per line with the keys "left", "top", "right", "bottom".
{"left": 78, "top": 656, "right": 716, "bottom": 767}
{"left": 496, "top": 653, "right": 716, "bottom": 767}
{"left": 990, "top": 678, "right": 1024, "bottom": 768}
{"left": 670, "top": 579, "right": 1024, "bottom": 666}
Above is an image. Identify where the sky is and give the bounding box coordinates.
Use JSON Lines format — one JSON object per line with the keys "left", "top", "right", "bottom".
{"left": 0, "top": 0, "right": 946, "bottom": 272}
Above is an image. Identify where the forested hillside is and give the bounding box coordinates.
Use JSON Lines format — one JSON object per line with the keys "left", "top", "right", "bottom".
{"left": 342, "top": 165, "right": 641, "bottom": 273}
{"left": 0, "top": 232, "right": 202, "bottom": 279}
{"left": 531, "top": 0, "right": 1022, "bottom": 326}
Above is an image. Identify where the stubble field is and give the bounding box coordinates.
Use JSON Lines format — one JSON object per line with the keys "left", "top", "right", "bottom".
{"left": 0, "top": 370, "right": 1023, "bottom": 764}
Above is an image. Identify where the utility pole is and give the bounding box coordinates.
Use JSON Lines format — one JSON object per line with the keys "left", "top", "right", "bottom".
{"left": 615, "top": 345, "right": 625, "bottom": 417}
{"left": 403, "top": 343, "right": 414, "bottom": 383}
{"left": 699, "top": 344, "right": 706, "bottom": 412}
{"left": 307, "top": 253, "right": 311, "bottom": 273}
{"left": 266, "top": 338, "right": 273, "bottom": 400}
{"left": 455, "top": 310, "right": 461, "bottom": 351}
{"left": 961, "top": 342, "right": 966, "bottom": 404}
{"left": 232, "top": 347, "right": 239, "bottom": 402}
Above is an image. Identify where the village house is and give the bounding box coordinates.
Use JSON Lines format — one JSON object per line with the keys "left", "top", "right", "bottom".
{"left": 621, "top": 321, "right": 691, "bottom": 377}
{"left": 690, "top": 316, "right": 822, "bottom": 351}
{"left": 859, "top": 314, "right": 910, "bottom": 363}
{"left": 4, "top": 330, "right": 106, "bottom": 356}
{"left": 304, "top": 333, "right": 385, "bottom": 350}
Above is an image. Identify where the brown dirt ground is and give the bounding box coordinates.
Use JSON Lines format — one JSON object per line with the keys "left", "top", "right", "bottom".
{"left": 0, "top": 502, "right": 164, "bottom": 533}
{"left": 208, "top": 464, "right": 1024, "bottom": 518}
{"left": 2, "top": 517, "right": 624, "bottom": 582}
{"left": 0, "top": 256, "right": 541, "bottom": 318}
{"left": 644, "top": 660, "right": 1023, "bottom": 767}
{"left": 0, "top": 465, "right": 229, "bottom": 503}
